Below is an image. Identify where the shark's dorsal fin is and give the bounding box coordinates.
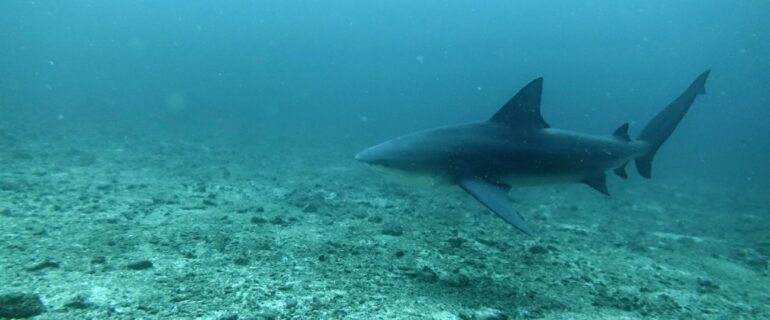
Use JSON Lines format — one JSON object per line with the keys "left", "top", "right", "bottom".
{"left": 612, "top": 123, "right": 631, "bottom": 142}
{"left": 490, "top": 77, "right": 549, "bottom": 129}
{"left": 581, "top": 173, "right": 609, "bottom": 195}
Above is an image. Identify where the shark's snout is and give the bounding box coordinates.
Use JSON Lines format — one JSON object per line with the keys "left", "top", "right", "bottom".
{"left": 356, "top": 136, "right": 428, "bottom": 170}
{"left": 354, "top": 148, "right": 377, "bottom": 163}
{"left": 354, "top": 151, "right": 366, "bottom": 162}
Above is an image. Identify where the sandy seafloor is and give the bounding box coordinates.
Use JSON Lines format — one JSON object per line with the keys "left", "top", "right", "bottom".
{"left": 0, "top": 126, "right": 768, "bottom": 320}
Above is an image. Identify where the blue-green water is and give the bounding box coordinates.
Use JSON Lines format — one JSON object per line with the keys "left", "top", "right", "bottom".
{"left": 0, "top": 1, "right": 768, "bottom": 319}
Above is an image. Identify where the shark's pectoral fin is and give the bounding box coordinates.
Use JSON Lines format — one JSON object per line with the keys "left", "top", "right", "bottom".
{"left": 581, "top": 173, "right": 610, "bottom": 195}
{"left": 458, "top": 177, "right": 532, "bottom": 235}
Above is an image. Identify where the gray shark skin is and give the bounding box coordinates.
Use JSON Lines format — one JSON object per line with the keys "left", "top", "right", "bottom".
{"left": 356, "top": 71, "right": 710, "bottom": 235}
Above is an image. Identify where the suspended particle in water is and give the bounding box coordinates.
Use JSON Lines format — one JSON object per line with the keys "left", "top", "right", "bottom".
{"left": 165, "top": 92, "right": 188, "bottom": 111}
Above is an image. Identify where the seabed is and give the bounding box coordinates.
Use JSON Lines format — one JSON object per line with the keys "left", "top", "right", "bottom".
{"left": 0, "top": 128, "right": 767, "bottom": 319}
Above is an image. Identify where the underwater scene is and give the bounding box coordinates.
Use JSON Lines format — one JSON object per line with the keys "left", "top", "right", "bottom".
{"left": 1, "top": 1, "right": 768, "bottom": 319}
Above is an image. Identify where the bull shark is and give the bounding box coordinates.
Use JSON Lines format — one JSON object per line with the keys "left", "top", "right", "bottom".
{"left": 355, "top": 71, "right": 710, "bottom": 235}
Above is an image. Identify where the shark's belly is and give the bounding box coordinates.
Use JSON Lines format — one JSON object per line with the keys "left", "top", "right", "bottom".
{"left": 474, "top": 150, "right": 635, "bottom": 186}
{"left": 460, "top": 132, "right": 645, "bottom": 184}
{"left": 497, "top": 172, "right": 585, "bottom": 186}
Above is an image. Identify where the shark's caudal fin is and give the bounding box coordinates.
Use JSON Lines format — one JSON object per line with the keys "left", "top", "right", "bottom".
{"left": 635, "top": 70, "right": 710, "bottom": 178}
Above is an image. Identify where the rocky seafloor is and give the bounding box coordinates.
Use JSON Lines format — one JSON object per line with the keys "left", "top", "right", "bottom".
{"left": 0, "top": 127, "right": 768, "bottom": 320}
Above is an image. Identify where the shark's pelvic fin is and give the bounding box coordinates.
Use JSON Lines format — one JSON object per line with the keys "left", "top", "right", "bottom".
{"left": 458, "top": 177, "right": 532, "bottom": 235}
{"left": 489, "top": 77, "right": 549, "bottom": 129}
{"left": 636, "top": 70, "right": 710, "bottom": 178}
{"left": 612, "top": 123, "right": 631, "bottom": 142}
{"left": 613, "top": 161, "right": 630, "bottom": 179}
{"left": 581, "top": 173, "right": 609, "bottom": 195}
{"left": 612, "top": 123, "right": 631, "bottom": 178}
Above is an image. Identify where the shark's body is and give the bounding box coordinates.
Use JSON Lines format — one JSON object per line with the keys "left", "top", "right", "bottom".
{"left": 356, "top": 71, "right": 710, "bottom": 234}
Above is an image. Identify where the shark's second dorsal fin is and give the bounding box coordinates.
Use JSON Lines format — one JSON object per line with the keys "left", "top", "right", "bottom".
{"left": 490, "top": 77, "right": 549, "bottom": 129}
{"left": 612, "top": 123, "right": 631, "bottom": 142}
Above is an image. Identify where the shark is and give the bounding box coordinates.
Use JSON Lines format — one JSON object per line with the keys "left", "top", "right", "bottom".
{"left": 355, "top": 71, "right": 710, "bottom": 235}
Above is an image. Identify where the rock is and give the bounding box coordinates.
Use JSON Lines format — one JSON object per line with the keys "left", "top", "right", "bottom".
{"left": 250, "top": 216, "right": 267, "bottom": 224}
{"left": 0, "top": 180, "right": 22, "bottom": 192}
{"left": 233, "top": 256, "right": 250, "bottom": 266}
{"left": 593, "top": 287, "right": 648, "bottom": 313}
{"left": 381, "top": 223, "right": 403, "bottom": 236}
{"left": 26, "top": 259, "right": 60, "bottom": 272}
{"left": 126, "top": 260, "right": 153, "bottom": 270}
{"left": 259, "top": 309, "right": 279, "bottom": 320}
{"left": 444, "top": 271, "right": 472, "bottom": 288}
{"left": 414, "top": 266, "right": 438, "bottom": 283}
{"left": 471, "top": 308, "right": 508, "bottom": 320}
{"left": 285, "top": 297, "right": 298, "bottom": 308}
{"left": 302, "top": 203, "right": 318, "bottom": 213}
{"left": 63, "top": 294, "right": 93, "bottom": 309}
{"left": 0, "top": 292, "right": 45, "bottom": 318}
{"left": 270, "top": 216, "right": 287, "bottom": 226}
{"left": 696, "top": 278, "right": 720, "bottom": 294}
{"left": 91, "top": 256, "right": 107, "bottom": 265}
{"left": 447, "top": 237, "right": 465, "bottom": 248}
{"left": 527, "top": 244, "right": 548, "bottom": 255}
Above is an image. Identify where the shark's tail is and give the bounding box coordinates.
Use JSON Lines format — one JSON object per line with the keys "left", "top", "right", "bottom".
{"left": 635, "top": 70, "right": 710, "bottom": 178}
